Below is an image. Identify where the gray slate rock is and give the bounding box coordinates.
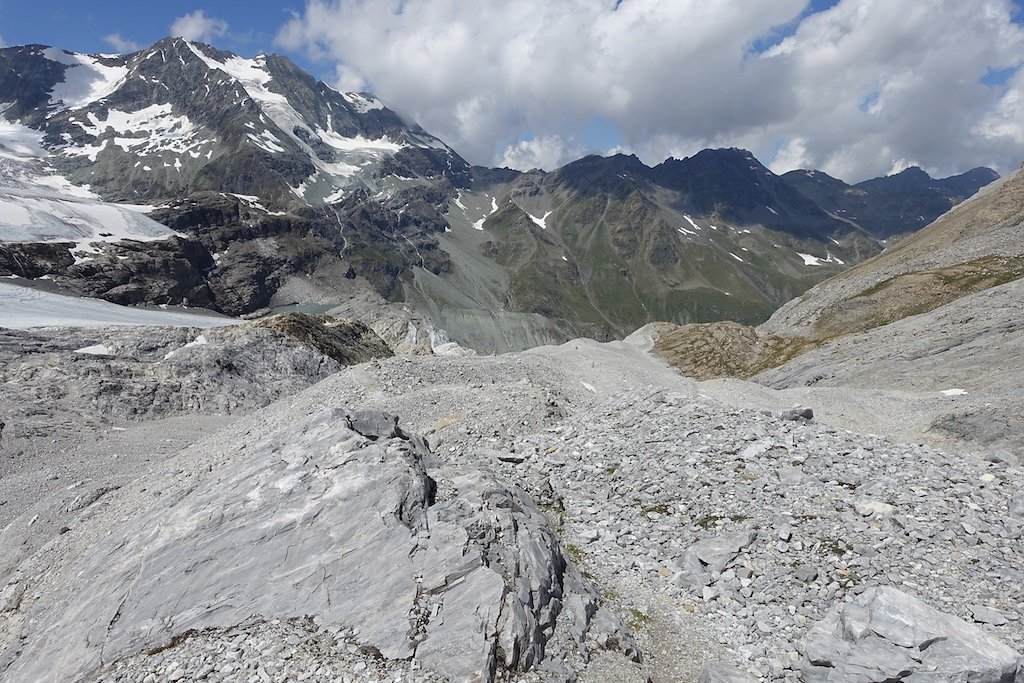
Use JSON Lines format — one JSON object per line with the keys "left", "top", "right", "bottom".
{"left": 1010, "top": 492, "right": 1024, "bottom": 519}
{"left": 346, "top": 408, "right": 401, "bottom": 440}
{"left": 676, "top": 531, "right": 756, "bottom": 588}
{"left": 698, "top": 661, "right": 758, "bottom": 682}
{"left": 799, "top": 586, "right": 1024, "bottom": 683}
{"left": 1, "top": 408, "right": 633, "bottom": 683}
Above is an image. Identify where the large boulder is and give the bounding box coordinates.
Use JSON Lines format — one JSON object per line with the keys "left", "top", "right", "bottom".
{"left": 674, "top": 531, "right": 757, "bottom": 589}
{"left": 0, "top": 408, "right": 636, "bottom": 682}
{"left": 799, "top": 586, "right": 1024, "bottom": 682}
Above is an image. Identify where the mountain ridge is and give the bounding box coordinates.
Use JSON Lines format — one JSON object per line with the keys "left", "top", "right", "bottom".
{"left": 0, "top": 37, "right": 1000, "bottom": 353}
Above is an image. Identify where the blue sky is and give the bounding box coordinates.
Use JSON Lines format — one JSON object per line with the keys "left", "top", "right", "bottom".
{"left": 0, "top": 2, "right": 314, "bottom": 68}
{"left": 3, "top": 1, "right": 1024, "bottom": 181}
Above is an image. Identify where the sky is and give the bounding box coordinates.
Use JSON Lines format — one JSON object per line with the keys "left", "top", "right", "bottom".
{"left": 2, "top": 0, "right": 1024, "bottom": 182}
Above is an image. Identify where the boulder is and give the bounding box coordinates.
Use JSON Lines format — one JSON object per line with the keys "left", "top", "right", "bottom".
{"left": 675, "top": 531, "right": 756, "bottom": 588}
{"left": 799, "top": 586, "right": 1024, "bottom": 682}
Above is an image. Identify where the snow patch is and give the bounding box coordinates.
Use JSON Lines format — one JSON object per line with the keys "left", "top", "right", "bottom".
{"left": 342, "top": 92, "right": 385, "bottom": 113}
{"left": 940, "top": 388, "right": 968, "bottom": 396}
{"left": 0, "top": 188, "right": 177, "bottom": 244}
{"left": 682, "top": 214, "right": 702, "bottom": 231}
{"left": 44, "top": 49, "right": 128, "bottom": 110}
{"left": 73, "top": 344, "right": 111, "bottom": 355}
{"left": 473, "top": 195, "right": 501, "bottom": 230}
{"left": 316, "top": 127, "right": 402, "bottom": 154}
{"left": 248, "top": 130, "right": 286, "bottom": 154}
{"left": 797, "top": 252, "right": 845, "bottom": 267}
{"left": 729, "top": 252, "right": 745, "bottom": 263}
{"left": 528, "top": 210, "right": 552, "bottom": 230}
{"left": 0, "top": 119, "right": 48, "bottom": 160}
{"left": 0, "top": 282, "right": 235, "bottom": 330}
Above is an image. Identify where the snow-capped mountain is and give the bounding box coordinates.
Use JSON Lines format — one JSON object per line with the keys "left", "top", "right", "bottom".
{"left": 0, "top": 38, "right": 1001, "bottom": 352}
{"left": 0, "top": 38, "right": 467, "bottom": 313}
{"left": 0, "top": 107, "right": 178, "bottom": 265}
{"left": 0, "top": 38, "right": 468, "bottom": 207}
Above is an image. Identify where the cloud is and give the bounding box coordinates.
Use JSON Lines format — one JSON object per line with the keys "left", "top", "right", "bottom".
{"left": 0, "top": 36, "right": 6, "bottom": 48}
{"left": 499, "top": 135, "right": 584, "bottom": 171}
{"left": 278, "top": 0, "right": 1024, "bottom": 181}
{"left": 103, "top": 33, "right": 142, "bottom": 53}
{"left": 171, "top": 10, "right": 229, "bottom": 43}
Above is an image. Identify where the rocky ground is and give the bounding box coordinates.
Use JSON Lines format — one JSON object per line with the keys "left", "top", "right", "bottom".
{"left": 0, "top": 316, "right": 1022, "bottom": 682}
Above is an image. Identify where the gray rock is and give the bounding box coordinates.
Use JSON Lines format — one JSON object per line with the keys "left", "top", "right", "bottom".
{"left": 345, "top": 409, "right": 401, "bottom": 440}
{"left": 972, "top": 605, "right": 1010, "bottom": 626}
{"left": 799, "top": 587, "right": 1023, "bottom": 682}
{"left": 691, "top": 531, "right": 757, "bottom": 573}
{"left": 1, "top": 408, "right": 633, "bottom": 683}
{"left": 795, "top": 566, "right": 819, "bottom": 583}
{"left": 779, "top": 407, "right": 814, "bottom": 421}
{"left": 854, "top": 500, "right": 895, "bottom": 518}
{"left": 1010, "top": 492, "right": 1024, "bottom": 519}
{"left": 986, "top": 449, "right": 1020, "bottom": 467}
{"left": 697, "top": 661, "right": 758, "bottom": 683}
{"left": 675, "top": 531, "right": 756, "bottom": 588}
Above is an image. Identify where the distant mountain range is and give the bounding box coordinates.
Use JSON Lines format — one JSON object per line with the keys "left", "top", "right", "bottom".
{"left": 0, "top": 39, "right": 999, "bottom": 351}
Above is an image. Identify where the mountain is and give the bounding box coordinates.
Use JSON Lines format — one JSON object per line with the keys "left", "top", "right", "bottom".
{"left": 781, "top": 165, "right": 999, "bottom": 238}
{"left": 761, "top": 169, "right": 1023, "bottom": 341}
{"left": 422, "top": 149, "right": 882, "bottom": 348}
{"left": 0, "top": 39, "right": 465, "bottom": 316}
{"left": 0, "top": 39, "right": 467, "bottom": 205}
{"left": 0, "top": 38, "right": 999, "bottom": 353}
{"left": 645, "top": 166, "right": 1024, "bottom": 454}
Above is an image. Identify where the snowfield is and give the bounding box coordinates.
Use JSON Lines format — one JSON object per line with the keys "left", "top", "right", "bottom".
{"left": 1, "top": 115, "right": 178, "bottom": 246}
{"left": 0, "top": 282, "right": 236, "bottom": 329}
{"left": 0, "top": 187, "right": 177, "bottom": 244}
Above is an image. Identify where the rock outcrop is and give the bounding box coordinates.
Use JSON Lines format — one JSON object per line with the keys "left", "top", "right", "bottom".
{"left": 0, "top": 408, "right": 636, "bottom": 682}
{"left": 0, "top": 315, "right": 391, "bottom": 421}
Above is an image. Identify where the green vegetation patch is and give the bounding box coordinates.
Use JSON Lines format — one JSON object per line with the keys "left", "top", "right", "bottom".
{"left": 815, "top": 254, "right": 1024, "bottom": 339}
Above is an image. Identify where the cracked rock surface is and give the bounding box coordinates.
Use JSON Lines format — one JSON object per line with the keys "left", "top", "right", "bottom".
{"left": 0, "top": 408, "right": 634, "bottom": 683}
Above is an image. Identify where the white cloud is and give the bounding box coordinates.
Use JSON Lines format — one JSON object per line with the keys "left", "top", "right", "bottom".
{"left": 171, "top": 10, "right": 229, "bottom": 44}
{"left": 499, "top": 135, "right": 584, "bottom": 171}
{"left": 0, "top": 36, "right": 6, "bottom": 48}
{"left": 278, "top": 0, "right": 1024, "bottom": 181}
{"left": 103, "top": 34, "right": 142, "bottom": 54}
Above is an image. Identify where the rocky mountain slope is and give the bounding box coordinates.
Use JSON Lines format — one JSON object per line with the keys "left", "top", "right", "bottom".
{"left": 0, "top": 304, "right": 1021, "bottom": 682}
{"left": 760, "top": 168, "right": 1024, "bottom": 341}
{"left": 0, "top": 39, "right": 998, "bottom": 353}
{"left": 646, "top": 165, "right": 1024, "bottom": 458}
{"left": 781, "top": 165, "right": 999, "bottom": 238}
{"left": 0, "top": 38, "right": 465, "bottom": 323}
{"left": 426, "top": 150, "right": 886, "bottom": 349}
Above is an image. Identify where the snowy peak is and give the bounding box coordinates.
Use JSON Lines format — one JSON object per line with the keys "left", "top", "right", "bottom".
{"left": 0, "top": 39, "right": 469, "bottom": 206}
